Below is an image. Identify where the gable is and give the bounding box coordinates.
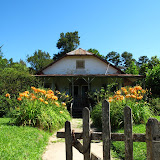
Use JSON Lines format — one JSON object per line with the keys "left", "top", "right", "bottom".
{"left": 43, "top": 56, "right": 120, "bottom": 75}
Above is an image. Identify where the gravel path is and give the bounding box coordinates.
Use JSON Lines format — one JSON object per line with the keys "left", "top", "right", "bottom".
{"left": 42, "top": 119, "right": 115, "bottom": 160}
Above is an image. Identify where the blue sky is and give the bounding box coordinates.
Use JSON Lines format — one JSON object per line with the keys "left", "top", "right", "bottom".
{"left": 1, "top": 0, "right": 160, "bottom": 64}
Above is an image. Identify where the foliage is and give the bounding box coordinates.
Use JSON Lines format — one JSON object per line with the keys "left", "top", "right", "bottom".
{"left": 87, "top": 48, "right": 105, "bottom": 59}
{"left": 148, "top": 98, "right": 160, "bottom": 115}
{"left": 91, "top": 86, "right": 152, "bottom": 130}
{"left": 54, "top": 31, "right": 80, "bottom": 60}
{"left": 0, "top": 118, "right": 51, "bottom": 160}
{"left": 9, "top": 87, "right": 71, "bottom": 131}
{"left": 0, "top": 94, "right": 19, "bottom": 117}
{"left": 88, "top": 83, "right": 117, "bottom": 105}
{"left": 125, "top": 60, "right": 139, "bottom": 75}
{"left": 112, "top": 124, "right": 147, "bottom": 160}
{"left": 137, "top": 56, "right": 149, "bottom": 67}
{"left": 106, "top": 51, "right": 121, "bottom": 66}
{"left": 145, "top": 63, "right": 160, "bottom": 96}
{"left": 0, "top": 64, "right": 42, "bottom": 95}
{"left": 121, "top": 51, "right": 135, "bottom": 67}
{"left": 27, "top": 49, "right": 53, "bottom": 72}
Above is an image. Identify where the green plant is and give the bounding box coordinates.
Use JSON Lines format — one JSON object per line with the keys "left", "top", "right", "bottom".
{"left": 91, "top": 86, "right": 153, "bottom": 130}
{"left": 0, "top": 118, "right": 51, "bottom": 160}
{"left": 9, "top": 87, "right": 71, "bottom": 131}
{"left": 88, "top": 83, "right": 117, "bottom": 105}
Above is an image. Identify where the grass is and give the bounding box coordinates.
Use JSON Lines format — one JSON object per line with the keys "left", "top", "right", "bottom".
{"left": 112, "top": 115, "right": 160, "bottom": 160}
{"left": 0, "top": 118, "right": 52, "bottom": 160}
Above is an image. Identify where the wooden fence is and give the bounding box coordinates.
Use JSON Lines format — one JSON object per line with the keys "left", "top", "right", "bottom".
{"left": 57, "top": 100, "right": 160, "bottom": 160}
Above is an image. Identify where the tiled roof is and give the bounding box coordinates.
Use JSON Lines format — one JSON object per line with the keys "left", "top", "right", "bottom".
{"left": 66, "top": 48, "right": 93, "bottom": 55}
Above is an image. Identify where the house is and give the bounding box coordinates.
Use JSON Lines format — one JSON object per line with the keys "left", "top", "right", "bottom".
{"left": 35, "top": 48, "right": 144, "bottom": 116}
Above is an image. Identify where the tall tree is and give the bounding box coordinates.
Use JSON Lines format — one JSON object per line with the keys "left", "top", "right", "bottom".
{"left": 148, "top": 56, "right": 160, "bottom": 69}
{"left": 125, "top": 60, "right": 139, "bottom": 75}
{"left": 27, "top": 50, "right": 53, "bottom": 72}
{"left": 87, "top": 48, "right": 105, "bottom": 59}
{"left": 121, "top": 51, "right": 135, "bottom": 67}
{"left": 106, "top": 51, "right": 121, "bottom": 66}
{"left": 137, "top": 56, "right": 149, "bottom": 67}
{"left": 54, "top": 31, "right": 80, "bottom": 60}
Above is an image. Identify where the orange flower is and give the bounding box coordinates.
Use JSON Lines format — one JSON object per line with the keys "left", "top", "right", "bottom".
{"left": 52, "top": 96, "right": 58, "bottom": 101}
{"left": 17, "top": 97, "right": 22, "bottom": 101}
{"left": 116, "top": 90, "right": 121, "bottom": 95}
{"left": 47, "top": 90, "right": 54, "bottom": 94}
{"left": 137, "top": 96, "right": 143, "bottom": 100}
{"left": 131, "top": 94, "right": 136, "bottom": 99}
{"left": 44, "top": 101, "right": 48, "bottom": 104}
{"left": 5, "top": 93, "right": 10, "bottom": 98}
{"left": 55, "top": 102, "right": 59, "bottom": 107}
{"left": 24, "top": 91, "right": 29, "bottom": 94}
{"left": 62, "top": 102, "right": 66, "bottom": 106}
{"left": 125, "top": 94, "right": 131, "bottom": 98}
{"left": 134, "top": 86, "right": 142, "bottom": 90}
{"left": 108, "top": 99, "right": 112, "bottom": 103}
{"left": 39, "top": 98, "right": 44, "bottom": 102}
{"left": 141, "top": 89, "right": 146, "bottom": 93}
{"left": 120, "top": 95, "right": 124, "bottom": 100}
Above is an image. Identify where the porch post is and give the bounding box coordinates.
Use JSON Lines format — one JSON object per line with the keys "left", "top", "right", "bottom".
{"left": 71, "top": 77, "right": 74, "bottom": 103}
{"left": 88, "top": 77, "right": 90, "bottom": 91}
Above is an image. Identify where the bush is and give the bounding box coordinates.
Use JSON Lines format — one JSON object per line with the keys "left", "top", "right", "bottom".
{"left": 145, "top": 63, "right": 160, "bottom": 96}
{"left": 7, "top": 87, "right": 71, "bottom": 131}
{"left": 91, "top": 86, "right": 153, "bottom": 130}
{"left": 0, "top": 94, "right": 19, "bottom": 117}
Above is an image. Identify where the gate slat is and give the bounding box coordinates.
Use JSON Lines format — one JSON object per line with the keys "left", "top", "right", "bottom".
{"left": 83, "top": 107, "right": 91, "bottom": 160}
{"left": 102, "top": 100, "right": 111, "bottom": 160}
{"left": 65, "top": 121, "right": 73, "bottom": 160}
{"left": 124, "top": 106, "right": 133, "bottom": 160}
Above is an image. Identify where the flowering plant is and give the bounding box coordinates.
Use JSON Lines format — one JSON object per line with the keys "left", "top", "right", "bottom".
{"left": 7, "top": 87, "right": 71, "bottom": 131}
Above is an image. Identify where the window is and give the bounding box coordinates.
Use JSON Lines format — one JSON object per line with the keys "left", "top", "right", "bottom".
{"left": 76, "top": 60, "right": 85, "bottom": 69}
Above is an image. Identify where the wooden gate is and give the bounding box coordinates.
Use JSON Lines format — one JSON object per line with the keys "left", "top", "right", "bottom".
{"left": 57, "top": 100, "right": 160, "bottom": 160}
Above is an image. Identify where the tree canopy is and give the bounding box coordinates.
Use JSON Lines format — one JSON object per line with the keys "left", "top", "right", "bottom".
{"left": 54, "top": 31, "right": 80, "bottom": 60}
{"left": 27, "top": 50, "right": 53, "bottom": 72}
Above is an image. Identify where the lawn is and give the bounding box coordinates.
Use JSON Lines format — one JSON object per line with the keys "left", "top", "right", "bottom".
{"left": 112, "top": 116, "right": 160, "bottom": 160}
{"left": 0, "top": 118, "right": 51, "bottom": 160}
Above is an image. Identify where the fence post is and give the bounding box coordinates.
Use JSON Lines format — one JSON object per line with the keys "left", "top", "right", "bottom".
{"left": 83, "top": 107, "right": 91, "bottom": 160}
{"left": 65, "top": 121, "right": 73, "bottom": 160}
{"left": 146, "top": 118, "right": 160, "bottom": 160}
{"left": 102, "top": 100, "right": 111, "bottom": 160}
{"left": 124, "top": 106, "right": 133, "bottom": 160}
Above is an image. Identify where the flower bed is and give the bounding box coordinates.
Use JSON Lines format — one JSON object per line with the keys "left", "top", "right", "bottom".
{"left": 6, "top": 87, "right": 71, "bottom": 131}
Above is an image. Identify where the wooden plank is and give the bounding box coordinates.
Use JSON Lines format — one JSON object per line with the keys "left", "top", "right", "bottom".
{"left": 72, "top": 138, "right": 84, "bottom": 154}
{"left": 65, "top": 121, "right": 73, "bottom": 160}
{"left": 57, "top": 132, "right": 146, "bottom": 142}
{"left": 102, "top": 100, "right": 111, "bottom": 160}
{"left": 124, "top": 106, "right": 133, "bottom": 160}
{"left": 83, "top": 107, "right": 91, "bottom": 160}
{"left": 146, "top": 118, "right": 160, "bottom": 160}
{"left": 91, "top": 153, "right": 102, "bottom": 160}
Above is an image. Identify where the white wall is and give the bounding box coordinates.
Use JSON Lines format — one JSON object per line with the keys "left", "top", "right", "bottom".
{"left": 43, "top": 56, "right": 118, "bottom": 75}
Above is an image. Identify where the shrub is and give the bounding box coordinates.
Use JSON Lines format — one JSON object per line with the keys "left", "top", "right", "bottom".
{"left": 91, "top": 86, "right": 153, "bottom": 130}
{"left": 145, "top": 63, "right": 160, "bottom": 96}
{"left": 7, "top": 87, "right": 71, "bottom": 131}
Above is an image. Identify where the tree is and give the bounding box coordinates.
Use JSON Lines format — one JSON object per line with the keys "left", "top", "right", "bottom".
{"left": 137, "top": 56, "right": 149, "bottom": 67}
{"left": 145, "top": 63, "right": 160, "bottom": 96}
{"left": 121, "top": 51, "right": 135, "bottom": 67}
{"left": 54, "top": 31, "right": 80, "bottom": 60}
{"left": 27, "top": 50, "right": 53, "bottom": 72}
{"left": 148, "top": 56, "right": 160, "bottom": 69}
{"left": 125, "top": 60, "right": 139, "bottom": 75}
{"left": 87, "top": 48, "right": 105, "bottom": 59}
{"left": 106, "top": 51, "right": 121, "bottom": 66}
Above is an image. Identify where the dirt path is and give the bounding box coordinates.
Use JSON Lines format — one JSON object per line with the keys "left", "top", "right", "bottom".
{"left": 42, "top": 119, "right": 115, "bottom": 160}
